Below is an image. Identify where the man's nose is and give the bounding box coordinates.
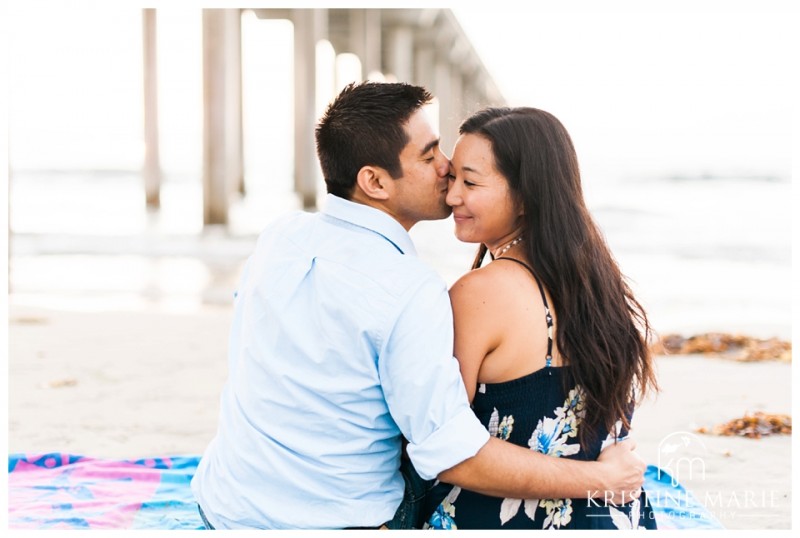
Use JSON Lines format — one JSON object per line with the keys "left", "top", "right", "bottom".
{"left": 436, "top": 153, "right": 451, "bottom": 177}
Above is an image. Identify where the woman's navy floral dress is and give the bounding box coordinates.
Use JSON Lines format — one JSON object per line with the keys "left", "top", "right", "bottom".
{"left": 425, "top": 259, "right": 657, "bottom": 530}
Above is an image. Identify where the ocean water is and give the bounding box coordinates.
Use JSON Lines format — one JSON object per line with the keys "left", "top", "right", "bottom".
{"left": 415, "top": 174, "right": 792, "bottom": 340}
{"left": 8, "top": 171, "right": 792, "bottom": 340}
{"left": 585, "top": 175, "right": 791, "bottom": 339}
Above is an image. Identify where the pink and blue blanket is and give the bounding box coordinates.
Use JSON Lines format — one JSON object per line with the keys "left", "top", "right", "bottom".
{"left": 7, "top": 453, "right": 723, "bottom": 530}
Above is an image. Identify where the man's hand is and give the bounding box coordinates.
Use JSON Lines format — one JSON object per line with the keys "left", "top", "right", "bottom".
{"left": 594, "top": 438, "right": 645, "bottom": 505}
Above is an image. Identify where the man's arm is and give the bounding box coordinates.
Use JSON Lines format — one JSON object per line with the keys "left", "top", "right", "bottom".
{"left": 439, "top": 264, "right": 646, "bottom": 501}
{"left": 381, "top": 276, "right": 644, "bottom": 502}
{"left": 438, "top": 437, "right": 645, "bottom": 501}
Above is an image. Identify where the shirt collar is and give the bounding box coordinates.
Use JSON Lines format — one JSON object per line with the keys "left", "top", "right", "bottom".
{"left": 321, "top": 194, "right": 418, "bottom": 256}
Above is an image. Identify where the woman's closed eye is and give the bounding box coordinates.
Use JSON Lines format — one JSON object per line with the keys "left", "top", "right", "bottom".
{"left": 447, "top": 175, "right": 476, "bottom": 187}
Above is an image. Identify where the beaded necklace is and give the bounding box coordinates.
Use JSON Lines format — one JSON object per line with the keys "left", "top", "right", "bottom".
{"left": 492, "top": 235, "right": 523, "bottom": 258}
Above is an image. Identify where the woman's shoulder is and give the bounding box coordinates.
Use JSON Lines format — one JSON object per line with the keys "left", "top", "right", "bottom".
{"left": 449, "top": 259, "right": 533, "bottom": 306}
{"left": 450, "top": 263, "right": 501, "bottom": 298}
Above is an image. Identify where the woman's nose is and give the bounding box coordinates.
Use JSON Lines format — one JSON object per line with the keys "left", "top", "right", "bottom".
{"left": 446, "top": 180, "right": 461, "bottom": 207}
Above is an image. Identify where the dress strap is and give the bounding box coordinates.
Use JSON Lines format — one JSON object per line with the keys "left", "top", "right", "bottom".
{"left": 493, "top": 257, "right": 554, "bottom": 367}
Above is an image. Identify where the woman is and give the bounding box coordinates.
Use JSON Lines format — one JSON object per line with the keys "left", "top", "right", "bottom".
{"left": 425, "top": 107, "right": 659, "bottom": 530}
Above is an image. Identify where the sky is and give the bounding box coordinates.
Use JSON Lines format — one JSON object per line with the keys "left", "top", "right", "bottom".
{"left": 452, "top": 5, "right": 794, "bottom": 180}
{"left": 4, "top": 1, "right": 795, "bottom": 184}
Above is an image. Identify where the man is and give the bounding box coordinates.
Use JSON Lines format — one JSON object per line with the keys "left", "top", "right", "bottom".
{"left": 191, "top": 81, "right": 644, "bottom": 529}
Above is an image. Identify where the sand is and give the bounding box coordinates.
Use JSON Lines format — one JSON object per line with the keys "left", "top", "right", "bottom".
{"left": 6, "top": 302, "right": 793, "bottom": 530}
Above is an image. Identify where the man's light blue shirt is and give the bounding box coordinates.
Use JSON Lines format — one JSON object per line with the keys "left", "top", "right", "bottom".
{"left": 191, "top": 194, "right": 490, "bottom": 529}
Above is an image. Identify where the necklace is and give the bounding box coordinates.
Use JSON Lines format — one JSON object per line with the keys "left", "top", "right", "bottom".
{"left": 493, "top": 235, "right": 523, "bottom": 258}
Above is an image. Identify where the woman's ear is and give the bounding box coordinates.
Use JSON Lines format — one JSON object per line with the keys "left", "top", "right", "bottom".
{"left": 355, "top": 166, "right": 391, "bottom": 201}
{"left": 514, "top": 196, "right": 525, "bottom": 218}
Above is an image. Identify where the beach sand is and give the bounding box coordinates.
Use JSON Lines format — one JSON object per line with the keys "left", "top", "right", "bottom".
{"left": 7, "top": 300, "right": 792, "bottom": 530}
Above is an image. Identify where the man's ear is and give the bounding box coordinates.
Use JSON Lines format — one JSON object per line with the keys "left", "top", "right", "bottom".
{"left": 355, "top": 166, "right": 392, "bottom": 201}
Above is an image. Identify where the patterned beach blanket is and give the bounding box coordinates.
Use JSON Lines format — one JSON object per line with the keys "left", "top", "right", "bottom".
{"left": 7, "top": 453, "right": 722, "bottom": 529}
{"left": 8, "top": 454, "right": 203, "bottom": 530}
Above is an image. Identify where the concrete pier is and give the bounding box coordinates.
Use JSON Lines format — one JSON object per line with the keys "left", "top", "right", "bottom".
{"left": 140, "top": 8, "right": 505, "bottom": 224}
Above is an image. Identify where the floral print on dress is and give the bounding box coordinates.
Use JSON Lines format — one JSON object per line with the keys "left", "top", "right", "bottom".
{"left": 552, "top": 386, "right": 586, "bottom": 439}
{"left": 487, "top": 408, "right": 515, "bottom": 441}
{"left": 609, "top": 496, "right": 641, "bottom": 530}
{"left": 424, "top": 373, "right": 655, "bottom": 530}
{"left": 528, "top": 387, "right": 584, "bottom": 458}
{"left": 494, "top": 388, "right": 586, "bottom": 528}
{"left": 540, "top": 498, "right": 574, "bottom": 529}
{"left": 499, "top": 497, "right": 540, "bottom": 526}
{"left": 498, "top": 416, "right": 515, "bottom": 441}
{"left": 600, "top": 420, "right": 625, "bottom": 451}
{"left": 425, "top": 486, "right": 461, "bottom": 530}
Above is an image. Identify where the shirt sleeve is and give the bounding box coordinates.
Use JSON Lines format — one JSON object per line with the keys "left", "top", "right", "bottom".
{"left": 377, "top": 273, "right": 490, "bottom": 480}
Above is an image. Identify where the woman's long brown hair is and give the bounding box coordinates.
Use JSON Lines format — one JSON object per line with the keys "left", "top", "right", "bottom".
{"left": 463, "top": 107, "right": 659, "bottom": 448}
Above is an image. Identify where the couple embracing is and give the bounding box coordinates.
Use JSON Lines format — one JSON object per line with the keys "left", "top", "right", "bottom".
{"left": 191, "top": 81, "right": 659, "bottom": 530}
